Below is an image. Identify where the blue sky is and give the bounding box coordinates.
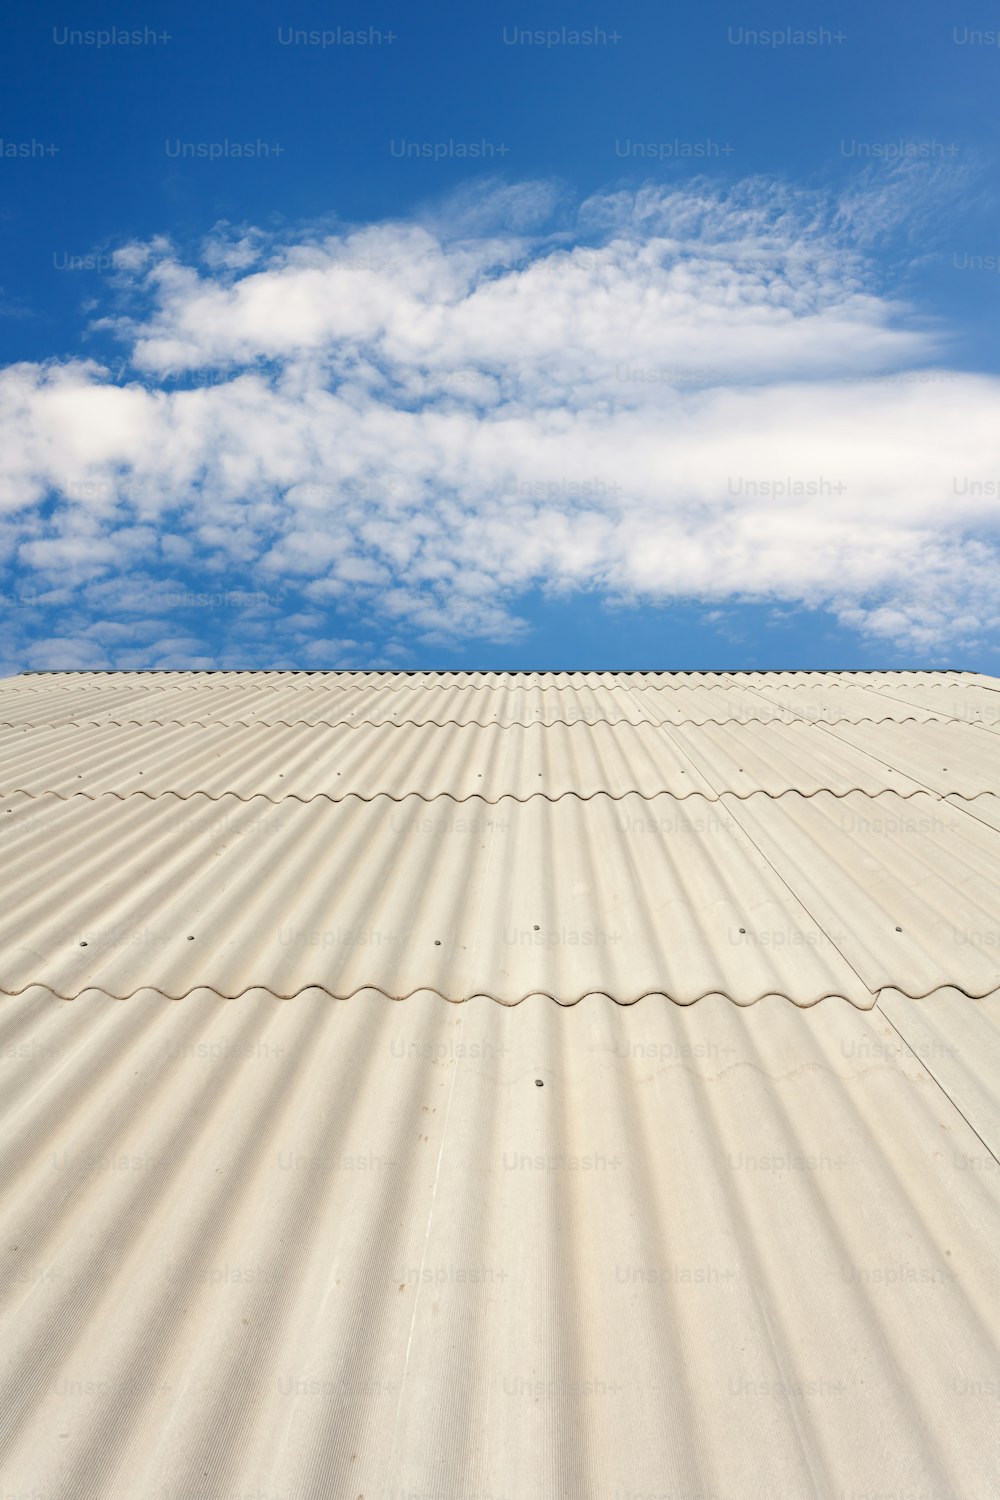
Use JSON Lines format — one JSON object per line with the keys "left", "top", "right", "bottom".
{"left": 1, "top": 0, "right": 998, "bottom": 671}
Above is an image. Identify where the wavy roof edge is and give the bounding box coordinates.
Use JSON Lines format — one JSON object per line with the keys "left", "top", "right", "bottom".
{"left": 6, "top": 981, "right": 1000, "bottom": 1008}
{"left": 10, "top": 667, "right": 985, "bottom": 677}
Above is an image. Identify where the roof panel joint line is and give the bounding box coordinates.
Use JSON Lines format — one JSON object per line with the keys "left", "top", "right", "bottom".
{"left": 617, "top": 674, "right": 669, "bottom": 727}
{"left": 647, "top": 719, "right": 723, "bottom": 798}
{"left": 873, "top": 995, "right": 1000, "bottom": 1174}
{"left": 737, "top": 678, "right": 879, "bottom": 729}
{"left": 815, "top": 721, "right": 1000, "bottom": 824}
{"left": 938, "top": 795, "right": 1000, "bottom": 838}
{"left": 597, "top": 689, "right": 984, "bottom": 1005}
{"left": 811, "top": 720, "right": 947, "bottom": 803}
{"left": 712, "top": 795, "right": 878, "bottom": 1007}
{"left": 852, "top": 681, "right": 980, "bottom": 725}
{"left": 618, "top": 677, "right": 735, "bottom": 802}
{"left": 627, "top": 698, "right": 882, "bottom": 1003}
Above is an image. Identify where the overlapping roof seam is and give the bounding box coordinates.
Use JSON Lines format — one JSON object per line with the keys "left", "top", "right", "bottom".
{"left": 0, "top": 712, "right": 959, "bottom": 731}
{"left": 0, "top": 785, "right": 979, "bottom": 805}
{"left": 777, "top": 718, "right": 981, "bottom": 807}
{"left": 13, "top": 672, "right": 983, "bottom": 684}
{"left": 2, "top": 979, "right": 877, "bottom": 1007}
{"left": 873, "top": 997, "right": 1000, "bottom": 1169}
{"left": 3, "top": 671, "right": 998, "bottom": 1010}
{"left": 704, "top": 792, "right": 877, "bottom": 1006}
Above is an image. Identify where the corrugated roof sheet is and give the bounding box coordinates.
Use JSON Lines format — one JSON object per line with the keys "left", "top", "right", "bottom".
{"left": 1, "top": 671, "right": 997, "bottom": 1007}
{"left": 2, "top": 668, "right": 999, "bottom": 1499}
{"left": 3, "top": 989, "right": 1000, "bottom": 1500}
{"left": 3, "top": 712, "right": 997, "bottom": 802}
{"left": 6, "top": 668, "right": 995, "bottom": 729}
{"left": 0, "top": 719, "right": 722, "bottom": 801}
{"left": 1, "top": 784, "right": 998, "bottom": 1004}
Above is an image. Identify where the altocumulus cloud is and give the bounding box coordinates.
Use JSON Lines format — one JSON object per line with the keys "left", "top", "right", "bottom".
{"left": 1, "top": 175, "right": 999, "bottom": 670}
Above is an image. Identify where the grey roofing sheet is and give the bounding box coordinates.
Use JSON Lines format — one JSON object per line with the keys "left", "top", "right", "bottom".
{"left": 1, "top": 678, "right": 665, "bottom": 728}
{"left": 0, "top": 719, "right": 720, "bottom": 801}
{"left": 722, "top": 790, "right": 1000, "bottom": 998}
{"left": 878, "top": 987, "right": 1000, "bottom": 1162}
{"left": 859, "top": 678, "right": 1000, "bottom": 726}
{"left": 0, "top": 790, "right": 875, "bottom": 1005}
{"left": 948, "top": 792, "right": 1000, "bottom": 834}
{"left": 1, "top": 706, "right": 997, "bottom": 803}
{"left": 819, "top": 717, "right": 999, "bottom": 798}
{"left": 0, "top": 672, "right": 998, "bottom": 1008}
{"left": 3, "top": 681, "right": 995, "bottom": 816}
{"left": 690, "top": 677, "right": 942, "bottom": 725}
{"left": 1, "top": 670, "right": 977, "bottom": 729}
{"left": 2, "top": 668, "right": 1000, "bottom": 1500}
{"left": 2, "top": 990, "right": 1000, "bottom": 1500}
{"left": 663, "top": 719, "right": 931, "bottom": 797}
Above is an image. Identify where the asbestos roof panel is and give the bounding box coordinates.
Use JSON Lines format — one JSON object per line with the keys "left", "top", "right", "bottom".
{"left": 819, "top": 718, "right": 1000, "bottom": 798}
{"left": 662, "top": 719, "right": 929, "bottom": 797}
{"left": 0, "top": 719, "right": 719, "bottom": 802}
{"left": 856, "top": 678, "right": 1000, "bottom": 727}
{"left": 2, "top": 782, "right": 997, "bottom": 1006}
{"left": 3, "top": 708, "right": 996, "bottom": 804}
{"left": 3, "top": 667, "right": 1000, "bottom": 1499}
{"left": 878, "top": 988, "right": 1000, "bottom": 1163}
{"left": 1, "top": 671, "right": 999, "bottom": 1010}
{"left": 0, "top": 791, "right": 873, "bottom": 1005}
{"left": 722, "top": 791, "right": 1000, "bottom": 998}
{"left": 3, "top": 667, "right": 791, "bottom": 690}
{"left": 946, "top": 792, "right": 1000, "bottom": 834}
{"left": 2, "top": 990, "right": 1000, "bottom": 1500}
{"left": 693, "top": 678, "right": 942, "bottom": 725}
{"left": 734, "top": 669, "right": 976, "bottom": 689}
{"left": 4, "top": 670, "right": 976, "bottom": 731}
{"left": 0, "top": 669, "right": 747, "bottom": 719}
{"left": 1, "top": 678, "right": 664, "bottom": 728}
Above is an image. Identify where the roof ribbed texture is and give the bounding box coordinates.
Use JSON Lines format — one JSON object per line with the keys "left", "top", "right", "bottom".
{"left": 2, "top": 667, "right": 1000, "bottom": 1500}
{"left": 1, "top": 668, "right": 998, "bottom": 1007}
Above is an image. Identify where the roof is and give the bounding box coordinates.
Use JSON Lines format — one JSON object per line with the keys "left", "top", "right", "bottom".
{"left": 2, "top": 669, "right": 998, "bottom": 1006}
{"left": 1, "top": 668, "right": 1000, "bottom": 1499}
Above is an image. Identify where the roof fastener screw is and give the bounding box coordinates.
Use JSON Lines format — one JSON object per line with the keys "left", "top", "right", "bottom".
{"left": 79, "top": 941, "right": 88, "bottom": 947}
{"left": 739, "top": 927, "right": 746, "bottom": 934}
{"left": 187, "top": 935, "right": 195, "bottom": 941}
{"left": 895, "top": 926, "right": 903, "bottom": 932}
{"left": 535, "top": 1079, "right": 544, "bottom": 1087}
{"left": 533, "top": 924, "right": 540, "bottom": 931}
{"left": 434, "top": 939, "right": 441, "bottom": 946}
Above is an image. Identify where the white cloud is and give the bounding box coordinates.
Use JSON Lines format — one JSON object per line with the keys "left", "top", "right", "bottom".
{"left": 22, "top": 636, "right": 113, "bottom": 671}
{"left": 1, "top": 176, "right": 999, "bottom": 666}
{"left": 200, "top": 222, "right": 267, "bottom": 271}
